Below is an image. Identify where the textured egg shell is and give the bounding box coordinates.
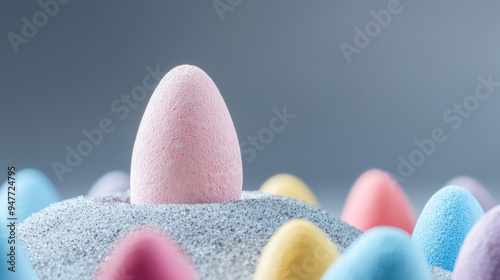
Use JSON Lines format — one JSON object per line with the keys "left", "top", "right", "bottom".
{"left": 453, "top": 205, "right": 500, "bottom": 280}
{"left": 321, "top": 227, "right": 431, "bottom": 280}
{"left": 412, "top": 186, "right": 484, "bottom": 271}
{"left": 341, "top": 169, "right": 416, "bottom": 234}
{"left": 96, "top": 226, "right": 196, "bottom": 280}
{"left": 446, "top": 176, "right": 496, "bottom": 212}
{"left": 254, "top": 219, "right": 339, "bottom": 280}
{"left": 259, "top": 173, "right": 319, "bottom": 206}
{"left": 87, "top": 170, "right": 130, "bottom": 197}
{"left": 130, "top": 65, "right": 242, "bottom": 204}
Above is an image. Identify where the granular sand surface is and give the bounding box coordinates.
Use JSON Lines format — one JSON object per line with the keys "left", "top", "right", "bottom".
{"left": 19, "top": 191, "right": 451, "bottom": 280}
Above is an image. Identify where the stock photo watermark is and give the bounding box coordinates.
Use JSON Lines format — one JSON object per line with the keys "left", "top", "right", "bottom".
{"left": 50, "top": 64, "right": 166, "bottom": 182}
{"left": 391, "top": 73, "right": 500, "bottom": 182}
{"left": 240, "top": 106, "right": 296, "bottom": 162}
{"left": 7, "top": 0, "right": 72, "bottom": 54}
{"left": 213, "top": 0, "right": 243, "bottom": 21}
{"left": 339, "top": 0, "right": 405, "bottom": 64}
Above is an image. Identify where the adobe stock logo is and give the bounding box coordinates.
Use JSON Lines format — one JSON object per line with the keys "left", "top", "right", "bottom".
{"left": 212, "top": 0, "right": 243, "bottom": 21}
{"left": 51, "top": 65, "right": 166, "bottom": 182}
{"left": 339, "top": 0, "right": 404, "bottom": 64}
{"left": 240, "top": 106, "right": 296, "bottom": 162}
{"left": 391, "top": 74, "right": 500, "bottom": 183}
{"left": 7, "top": 0, "right": 71, "bottom": 54}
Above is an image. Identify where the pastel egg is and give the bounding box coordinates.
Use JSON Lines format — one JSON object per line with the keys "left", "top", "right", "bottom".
{"left": 0, "top": 169, "right": 59, "bottom": 280}
{"left": 341, "top": 169, "right": 416, "bottom": 234}
{"left": 254, "top": 219, "right": 339, "bottom": 280}
{"left": 0, "top": 168, "right": 59, "bottom": 222}
{"left": 259, "top": 174, "right": 319, "bottom": 206}
{"left": 321, "top": 227, "right": 431, "bottom": 280}
{"left": 130, "top": 65, "right": 242, "bottom": 204}
{"left": 453, "top": 205, "right": 500, "bottom": 279}
{"left": 96, "top": 226, "right": 196, "bottom": 280}
{"left": 412, "top": 186, "right": 484, "bottom": 271}
{"left": 447, "top": 176, "right": 496, "bottom": 212}
{"left": 87, "top": 170, "right": 130, "bottom": 197}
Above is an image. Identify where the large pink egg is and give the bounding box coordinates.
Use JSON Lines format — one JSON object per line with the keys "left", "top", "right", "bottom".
{"left": 130, "top": 65, "right": 242, "bottom": 204}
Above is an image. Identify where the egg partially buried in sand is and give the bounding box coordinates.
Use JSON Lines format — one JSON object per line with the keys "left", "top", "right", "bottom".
{"left": 259, "top": 173, "right": 319, "bottom": 206}
{"left": 321, "top": 227, "right": 431, "bottom": 280}
{"left": 130, "top": 65, "right": 242, "bottom": 204}
{"left": 96, "top": 226, "right": 196, "bottom": 280}
{"left": 254, "top": 219, "right": 339, "bottom": 280}
{"left": 341, "top": 169, "right": 416, "bottom": 234}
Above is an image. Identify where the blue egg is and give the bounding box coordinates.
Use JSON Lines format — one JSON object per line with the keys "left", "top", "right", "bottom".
{"left": 412, "top": 186, "right": 484, "bottom": 271}
{"left": 0, "top": 168, "right": 60, "bottom": 222}
{"left": 321, "top": 227, "right": 431, "bottom": 280}
{"left": 0, "top": 168, "right": 60, "bottom": 280}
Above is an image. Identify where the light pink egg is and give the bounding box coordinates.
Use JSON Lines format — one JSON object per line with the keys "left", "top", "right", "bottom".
{"left": 131, "top": 65, "right": 242, "bottom": 204}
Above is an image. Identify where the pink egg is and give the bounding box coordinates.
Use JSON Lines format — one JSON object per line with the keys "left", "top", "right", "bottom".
{"left": 87, "top": 170, "right": 130, "bottom": 197}
{"left": 131, "top": 65, "right": 242, "bottom": 204}
{"left": 341, "top": 169, "right": 416, "bottom": 234}
{"left": 96, "top": 226, "right": 196, "bottom": 280}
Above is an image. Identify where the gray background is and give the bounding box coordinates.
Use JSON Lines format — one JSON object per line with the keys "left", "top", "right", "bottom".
{"left": 1, "top": 0, "right": 499, "bottom": 215}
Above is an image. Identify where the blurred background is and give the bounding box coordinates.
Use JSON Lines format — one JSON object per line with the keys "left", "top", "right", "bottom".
{"left": 1, "top": 0, "right": 499, "bottom": 215}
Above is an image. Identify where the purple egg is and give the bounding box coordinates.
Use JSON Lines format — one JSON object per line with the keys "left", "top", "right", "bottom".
{"left": 87, "top": 170, "right": 130, "bottom": 197}
{"left": 454, "top": 205, "right": 500, "bottom": 279}
{"left": 447, "top": 176, "right": 496, "bottom": 212}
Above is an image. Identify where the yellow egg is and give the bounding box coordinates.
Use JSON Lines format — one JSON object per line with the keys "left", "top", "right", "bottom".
{"left": 254, "top": 219, "right": 340, "bottom": 280}
{"left": 259, "top": 174, "right": 319, "bottom": 206}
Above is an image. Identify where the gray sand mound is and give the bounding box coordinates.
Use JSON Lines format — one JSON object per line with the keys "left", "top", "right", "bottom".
{"left": 19, "top": 191, "right": 451, "bottom": 280}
